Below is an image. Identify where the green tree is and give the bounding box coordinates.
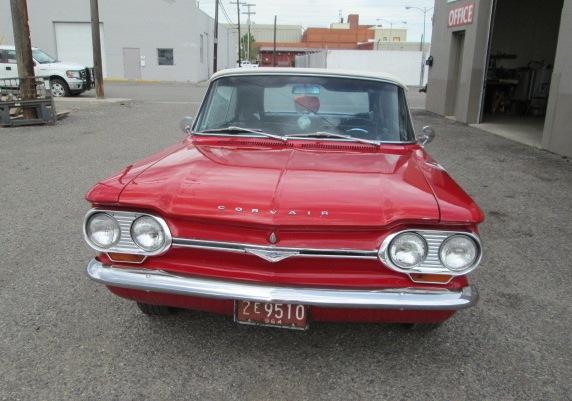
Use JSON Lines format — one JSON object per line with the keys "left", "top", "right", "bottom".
{"left": 240, "top": 32, "right": 257, "bottom": 62}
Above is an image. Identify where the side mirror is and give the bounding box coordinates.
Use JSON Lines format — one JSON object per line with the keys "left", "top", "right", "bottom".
{"left": 418, "top": 126, "right": 435, "bottom": 147}
{"left": 179, "top": 116, "right": 194, "bottom": 134}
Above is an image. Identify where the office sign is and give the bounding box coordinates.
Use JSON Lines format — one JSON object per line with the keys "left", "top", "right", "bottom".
{"left": 448, "top": 3, "right": 475, "bottom": 27}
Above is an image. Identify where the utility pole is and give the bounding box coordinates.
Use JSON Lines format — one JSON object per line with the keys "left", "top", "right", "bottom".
{"left": 405, "top": 6, "right": 433, "bottom": 86}
{"left": 90, "top": 0, "right": 104, "bottom": 98}
{"left": 273, "top": 15, "right": 277, "bottom": 67}
{"left": 213, "top": 0, "right": 219, "bottom": 73}
{"left": 242, "top": 3, "right": 255, "bottom": 61}
{"left": 10, "top": 0, "right": 36, "bottom": 118}
{"left": 230, "top": 1, "right": 242, "bottom": 66}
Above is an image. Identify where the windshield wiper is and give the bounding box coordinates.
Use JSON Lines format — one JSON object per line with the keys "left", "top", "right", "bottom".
{"left": 286, "top": 131, "right": 381, "bottom": 146}
{"left": 195, "top": 126, "right": 287, "bottom": 142}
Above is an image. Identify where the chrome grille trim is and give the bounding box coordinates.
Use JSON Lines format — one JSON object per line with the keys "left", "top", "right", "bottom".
{"left": 378, "top": 230, "right": 483, "bottom": 276}
{"left": 83, "top": 209, "right": 172, "bottom": 256}
{"left": 172, "top": 238, "right": 379, "bottom": 260}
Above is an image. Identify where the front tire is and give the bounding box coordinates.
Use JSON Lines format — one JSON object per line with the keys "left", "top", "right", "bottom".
{"left": 136, "top": 302, "right": 177, "bottom": 316}
{"left": 49, "top": 77, "right": 70, "bottom": 97}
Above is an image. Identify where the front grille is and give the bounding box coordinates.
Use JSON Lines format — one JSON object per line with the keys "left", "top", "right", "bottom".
{"left": 171, "top": 238, "right": 379, "bottom": 260}
{"left": 79, "top": 68, "right": 94, "bottom": 87}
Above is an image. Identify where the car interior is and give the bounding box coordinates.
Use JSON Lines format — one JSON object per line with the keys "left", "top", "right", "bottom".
{"left": 197, "top": 76, "right": 415, "bottom": 142}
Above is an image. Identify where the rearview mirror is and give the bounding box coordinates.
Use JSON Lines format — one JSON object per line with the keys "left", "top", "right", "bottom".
{"left": 418, "top": 126, "right": 435, "bottom": 147}
{"left": 179, "top": 116, "right": 194, "bottom": 134}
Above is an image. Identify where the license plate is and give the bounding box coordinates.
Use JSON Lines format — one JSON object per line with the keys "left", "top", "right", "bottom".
{"left": 235, "top": 300, "right": 309, "bottom": 330}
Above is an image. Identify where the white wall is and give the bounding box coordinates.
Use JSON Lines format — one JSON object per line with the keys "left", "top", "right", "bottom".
{"left": 0, "top": 0, "right": 237, "bottom": 82}
{"left": 296, "top": 50, "right": 428, "bottom": 86}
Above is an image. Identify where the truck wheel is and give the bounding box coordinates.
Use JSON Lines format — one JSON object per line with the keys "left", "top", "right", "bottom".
{"left": 136, "top": 302, "right": 177, "bottom": 316}
{"left": 49, "top": 77, "right": 70, "bottom": 97}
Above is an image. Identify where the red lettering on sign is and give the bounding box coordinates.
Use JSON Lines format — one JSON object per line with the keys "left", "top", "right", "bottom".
{"left": 448, "top": 3, "right": 475, "bottom": 28}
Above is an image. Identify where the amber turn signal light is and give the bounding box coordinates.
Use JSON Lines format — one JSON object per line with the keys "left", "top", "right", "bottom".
{"left": 107, "top": 253, "right": 146, "bottom": 263}
{"left": 409, "top": 273, "right": 452, "bottom": 284}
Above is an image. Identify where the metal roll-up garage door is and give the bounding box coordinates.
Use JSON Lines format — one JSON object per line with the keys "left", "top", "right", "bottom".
{"left": 54, "top": 22, "right": 107, "bottom": 76}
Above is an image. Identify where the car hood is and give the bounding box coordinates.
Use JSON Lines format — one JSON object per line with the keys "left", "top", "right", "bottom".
{"left": 115, "top": 139, "right": 440, "bottom": 227}
{"left": 37, "top": 62, "right": 87, "bottom": 71}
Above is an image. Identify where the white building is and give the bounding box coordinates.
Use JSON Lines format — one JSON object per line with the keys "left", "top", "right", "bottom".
{"left": 0, "top": 0, "right": 238, "bottom": 82}
{"left": 370, "top": 27, "right": 408, "bottom": 43}
{"left": 295, "top": 49, "right": 428, "bottom": 86}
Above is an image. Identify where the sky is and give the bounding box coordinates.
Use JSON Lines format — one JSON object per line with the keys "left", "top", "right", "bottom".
{"left": 197, "top": 0, "right": 435, "bottom": 42}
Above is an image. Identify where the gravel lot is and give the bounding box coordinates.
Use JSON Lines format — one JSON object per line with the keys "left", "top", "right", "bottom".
{"left": 0, "top": 82, "right": 570, "bottom": 401}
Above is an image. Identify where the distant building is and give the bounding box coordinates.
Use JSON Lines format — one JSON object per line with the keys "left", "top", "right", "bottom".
{"left": 0, "top": 0, "right": 237, "bottom": 82}
{"left": 371, "top": 27, "right": 408, "bottom": 43}
{"left": 302, "top": 14, "right": 374, "bottom": 48}
{"left": 256, "top": 14, "right": 374, "bottom": 67}
{"left": 229, "top": 24, "right": 303, "bottom": 43}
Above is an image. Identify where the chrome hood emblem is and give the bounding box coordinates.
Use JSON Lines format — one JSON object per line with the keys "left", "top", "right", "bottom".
{"left": 246, "top": 248, "right": 299, "bottom": 263}
{"left": 269, "top": 232, "right": 278, "bottom": 244}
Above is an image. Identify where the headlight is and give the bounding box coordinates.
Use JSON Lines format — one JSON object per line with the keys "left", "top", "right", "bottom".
{"left": 389, "top": 232, "right": 427, "bottom": 269}
{"left": 439, "top": 235, "right": 478, "bottom": 271}
{"left": 130, "top": 216, "right": 166, "bottom": 252}
{"left": 66, "top": 70, "right": 81, "bottom": 79}
{"left": 86, "top": 213, "right": 120, "bottom": 248}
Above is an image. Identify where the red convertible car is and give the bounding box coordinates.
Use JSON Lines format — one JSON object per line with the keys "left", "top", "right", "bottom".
{"left": 84, "top": 68, "right": 484, "bottom": 330}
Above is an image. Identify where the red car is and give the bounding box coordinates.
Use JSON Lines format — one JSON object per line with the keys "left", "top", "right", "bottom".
{"left": 84, "top": 68, "right": 484, "bottom": 330}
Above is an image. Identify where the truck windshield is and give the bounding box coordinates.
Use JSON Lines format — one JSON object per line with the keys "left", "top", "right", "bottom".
{"left": 195, "top": 75, "right": 415, "bottom": 143}
{"left": 32, "top": 49, "right": 56, "bottom": 64}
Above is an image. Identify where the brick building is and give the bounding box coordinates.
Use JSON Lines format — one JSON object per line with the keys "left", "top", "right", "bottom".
{"left": 256, "top": 14, "right": 375, "bottom": 67}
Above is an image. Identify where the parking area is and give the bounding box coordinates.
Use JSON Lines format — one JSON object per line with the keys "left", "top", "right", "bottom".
{"left": 0, "top": 83, "right": 570, "bottom": 401}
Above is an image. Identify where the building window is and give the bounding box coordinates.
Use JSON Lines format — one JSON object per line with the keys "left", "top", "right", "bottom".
{"left": 393, "top": 37, "right": 401, "bottom": 42}
{"left": 383, "top": 37, "right": 388, "bottom": 41}
{"left": 200, "top": 35, "right": 204, "bottom": 63}
{"left": 157, "top": 48, "right": 174, "bottom": 65}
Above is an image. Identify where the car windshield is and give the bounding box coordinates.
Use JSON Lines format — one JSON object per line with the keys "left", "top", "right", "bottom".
{"left": 195, "top": 75, "right": 415, "bottom": 142}
{"left": 32, "top": 49, "right": 56, "bottom": 64}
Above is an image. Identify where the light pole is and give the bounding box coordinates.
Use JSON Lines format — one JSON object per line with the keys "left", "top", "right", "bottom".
{"left": 405, "top": 6, "right": 433, "bottom": 86}
{"left": 375, "top": 18, "right": 407, "bottom": 43}
{"left": 242, "top": 3, "right": 256, "bottom": 61}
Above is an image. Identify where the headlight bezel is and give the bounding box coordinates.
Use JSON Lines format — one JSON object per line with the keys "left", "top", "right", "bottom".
{"left": 379, "top": 229, "right": 482, "bottom": 277}
{"left": 83, "top": 209, "right": 172, "bottom": 256}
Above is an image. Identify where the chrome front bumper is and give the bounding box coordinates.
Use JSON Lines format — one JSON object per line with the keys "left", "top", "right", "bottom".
{"left": 86, "top": 259, "right": 478, "bottom": 310}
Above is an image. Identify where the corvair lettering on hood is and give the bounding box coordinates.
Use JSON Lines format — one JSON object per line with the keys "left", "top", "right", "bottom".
{"left": 217, "top": 205, "right": 329, "bottom": 217}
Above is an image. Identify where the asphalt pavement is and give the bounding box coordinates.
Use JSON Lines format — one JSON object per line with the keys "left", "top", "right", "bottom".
{"left": 0, "top": 82, "right": 570, "bottom": 401}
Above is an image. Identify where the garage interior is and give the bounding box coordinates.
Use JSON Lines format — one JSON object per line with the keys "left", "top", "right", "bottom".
{"left": 474, "top": 0, "right": 564, "bottom": 147}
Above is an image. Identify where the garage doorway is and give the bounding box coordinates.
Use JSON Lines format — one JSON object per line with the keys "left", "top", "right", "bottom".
{"left": 54, "top": 22, "right": 107, "bottom": 76}
{"left": 122, "top": 48, "right": 141, "bottom": 80}
{"left": 477, "top": 0, "right": 564, "bottom": 147}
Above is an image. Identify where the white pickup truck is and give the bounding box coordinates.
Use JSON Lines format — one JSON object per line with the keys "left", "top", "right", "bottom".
{"left": 0, "top": 45, "right": 94, "bottom": 97}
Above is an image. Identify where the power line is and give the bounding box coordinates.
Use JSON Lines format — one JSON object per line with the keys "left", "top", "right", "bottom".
{"left": 218, "top": 0, "right": 233, "bottom": 24}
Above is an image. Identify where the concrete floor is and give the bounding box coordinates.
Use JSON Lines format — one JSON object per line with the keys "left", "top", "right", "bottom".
{"left": 1, "top": 83, "right": 571, "bottom": 401}
{"left": 472, "top": 114, "right": 545, "bottom": 148}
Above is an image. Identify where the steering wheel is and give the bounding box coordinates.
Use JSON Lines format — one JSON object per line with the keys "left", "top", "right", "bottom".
{"left": 339, "top": 117, "right": 373, "bottom": 136}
